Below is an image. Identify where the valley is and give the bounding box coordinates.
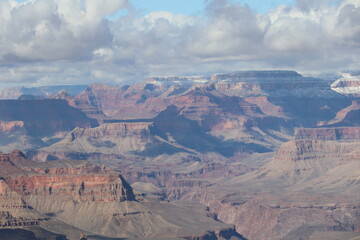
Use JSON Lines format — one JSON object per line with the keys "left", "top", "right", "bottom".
{"left": 1, "top": 71, "right": 360, "bottom": 239}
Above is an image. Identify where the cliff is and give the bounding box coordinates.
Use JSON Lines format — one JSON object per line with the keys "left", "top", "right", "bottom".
{"left": 0, "top": 121, "right": 24, "bottom": 133}
{"left": 211, "top": 70, "right": 338, "bottom": 98}
{"left": 0, "top": 179, "right": 48, "bottom": 229}
{"left": 0, "top": 150, "right": 242, "bottom": 240}
{"left": 0, "top": 150, "right": 135, "bottom": 202}
{"left": 159, "top": 126, "right": 360, "bottom": 240}
{"left": 0, "top": 99, "right": 98, "bottom": 137}
{"left": 331, "top": 73, "right": 360, "bottom": 97}
{"left": 38, "top": 122, "right": 160, "bottom": 158}
{"left": 295, "top": 127, "right": 360, "bottom": 141}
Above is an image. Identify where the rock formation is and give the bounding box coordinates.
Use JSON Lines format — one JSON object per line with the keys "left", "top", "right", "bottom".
{"left": 2, "top": 70, "right": 360, "bottom": 239}
{"left": 0, "top": 99, "right": 98, "bottom": 137}
{"left": 0, "top": 99, "right": 99, "bottom": 153}
{"left": 211, "top": 70, "right": 338, "bottom": 98}
{"left": 168, "top": 127, "right": 360, "bottom": 240}
{"left": 0, "top": 121, "right": 24, "bottom": 133}
{"left": 331, "top": 72, "right": 360, "bottom": 97}
{"left": 0, "top": 150, "right": 241, "bottom": 240}
{"left": 0, "top": 85, "right": 87, "bottom": 100}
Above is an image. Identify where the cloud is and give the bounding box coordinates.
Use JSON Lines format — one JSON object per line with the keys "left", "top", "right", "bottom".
{"left": 0, "top": 0, "right": 128, "bottom": 63}
{"left": 0, "top": 0, "right": 360, "bottom": 87}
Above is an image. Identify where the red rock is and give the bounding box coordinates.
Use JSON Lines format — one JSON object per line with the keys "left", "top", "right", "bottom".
{"left": 295, "top": 127, "right": 360, "bottom": 141}
{"left": 0, "top": 121, "right": 24, "bottom": 133}
{"left": 0, "top": 150, "right": 135, "bottom": 202}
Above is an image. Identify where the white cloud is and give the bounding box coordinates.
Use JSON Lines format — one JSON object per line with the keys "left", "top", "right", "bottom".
{"left": 0, "top": 0, "right": 128, "bottom": 62}
{"left": 0, "top": 0, "right": 359, "bottom": 87}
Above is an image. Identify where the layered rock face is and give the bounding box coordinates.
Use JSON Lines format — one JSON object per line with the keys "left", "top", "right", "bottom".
{"left": 71, "top": 71, "right": 339, "bottom": 120}
{"left": 0, "top": 150, "right": 135, "bottom": 203}
{"left": 35, "top": 122, "right": 157, "bottom": 159}
{"left": 33, "top": 105, "right": 273, "bottom": 163}
{"left": 295, "top": 127, "right": 360, "bottom": 141}
{"left": 161, "top": 127, "right": 360, "bottom": 240}
{"left": 212, "top": 71, "right": 336, "bottom": 98}
{"left": 0, "top": 179, "right": 47, "bottom": 229}
{"left": 2, "top": 70, "right": 360, "bottom": 239}
{"left": 70, "top": 82, "right": 168, "bottom": 120}
{"left": 66, "top": 81, "right": 295, "bottom": 154}
{"left": 0, "top": 150, "right": 242, "bottom": 240}
{"left": 331, "top": 72, "right": 360, "bottom": 97}
{"left": 64, "top": 71, "right": 348, "bottom": 152}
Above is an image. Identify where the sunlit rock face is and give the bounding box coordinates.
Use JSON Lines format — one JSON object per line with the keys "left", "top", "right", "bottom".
{"left": 212, "top": 70, "right": 338, "bottom": 98}
{"left": 0, "top": 150, "right": 243, "bottom": 240}
{"left": 332, "top": 72, "right": 360, "bottom": 97}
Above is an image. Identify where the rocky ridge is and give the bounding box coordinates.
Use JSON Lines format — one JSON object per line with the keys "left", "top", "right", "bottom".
{"left": 0, "top": 99, "right": 99, "bottom": 153}
{"left": 0, "top": 150, "right": 242, "bottom": 240}
{"left": 164, "top": 127, "right": 360, "bottom": 240}
{"left": 0, "top": 99, "right": 97, "bottom": 136}
{"left": 0, "top": 85, "right": 87, "bottom": 100}
{"left": 211, "top": 71, "right": 338, "bottom": 98}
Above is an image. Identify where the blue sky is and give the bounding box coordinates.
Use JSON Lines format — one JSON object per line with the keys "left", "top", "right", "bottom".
{"left": 16, "top": 0, "right": 295, "bottom": 14}
{"left": 130, "top": 0, "right": 294, "bottom": 14}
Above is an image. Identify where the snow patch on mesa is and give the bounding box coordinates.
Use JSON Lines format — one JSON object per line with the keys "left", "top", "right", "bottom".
{"left": 331, "top": 72, "right": 360, "bottom": 96}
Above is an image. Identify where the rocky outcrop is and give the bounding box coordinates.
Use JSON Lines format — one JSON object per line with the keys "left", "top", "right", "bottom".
{"left": 161, "top": 126, "right": 360, "bottom": 240}
{"left": 0, "top": 151, "right": 135, "bottom": 202}
{"left": 67, "top": 122, "right": 152, "bottom": 139}
{"left": 320, "top": 100, "right": 360, "bottom": 127}
{"left": 295, "top": 127, "right": 360, "bottom": 141}
{"left": 38, "top": 122, "right": 160, "bottom": 157}
{"left": 211, "top": 70, "right": 302, "bottom": 81}
{"left": 70, "top": 82, "right": 167, "bottom": 119}
{"left": 0, "top": 150, "right": 242, "bottom": 240}
{"left": 63, "top": 71, "right": 348, "bottom": 154}
{"left": 0, "top": 121, "right": 24, "bottom": 133}
{"left": 0, "top": 178, "right": 48, "bottom": 229}
{"left": 197, "top": 193, "right": 360, "bottom": 240}
{"left": 51, "top": 89, "right": 72, "bottom": 100}
{"left": 212, "top": 71, "right": 337, "bottom": 98}
{"left": 331, "top": 73, "right": 360, "bottom": 97}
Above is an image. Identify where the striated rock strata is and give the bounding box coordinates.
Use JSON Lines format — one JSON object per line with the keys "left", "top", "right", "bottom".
{"left": 0, "top": 150, "right": 241, "bottom": 240}
{"left": 162, "top": 127, "right": 360, "bottom": 240}
{"left": 0, "top": 150, "right": 135, "bottom": 203}
{"left": 295, "top": 127, "right": 360, "bottom": 141}
{"left": 331, "top": 72, "right": 360, "bottom": 97}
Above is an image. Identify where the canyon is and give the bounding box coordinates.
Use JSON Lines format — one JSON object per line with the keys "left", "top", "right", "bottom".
{"left": 0, "top": 70, "right": 360, "bottom": 239}
{"left": 0, "top": 150, "right": 242, "bottom": 240}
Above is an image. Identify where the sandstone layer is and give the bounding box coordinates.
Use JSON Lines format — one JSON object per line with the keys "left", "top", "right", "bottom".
{"left": 0, "top": 150, "right": 241, "bottom": 240}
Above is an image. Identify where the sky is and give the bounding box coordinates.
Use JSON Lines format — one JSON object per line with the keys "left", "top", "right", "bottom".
{"left": 0, "top": 0, "right": 359, "bottom": 87}
{"left": 129, "top": 0, "right": 295, "bottom": 15}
